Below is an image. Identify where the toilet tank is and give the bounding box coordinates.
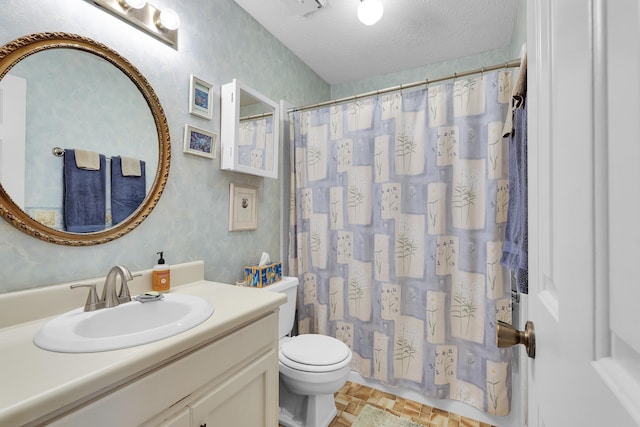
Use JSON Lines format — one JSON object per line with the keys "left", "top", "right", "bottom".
{"left": 259, "top": 276, "right": 299, "bottom": 339}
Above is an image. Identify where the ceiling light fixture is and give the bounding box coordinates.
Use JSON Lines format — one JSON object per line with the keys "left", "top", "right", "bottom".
{"left": 91, "top": 0, "right": 179, "bottom": 48}
{"left": 357, "top": 0, "right": 383, "bottom": 26}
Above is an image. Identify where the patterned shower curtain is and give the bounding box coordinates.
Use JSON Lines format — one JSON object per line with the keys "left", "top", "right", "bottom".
{"left": 288, "top": 70, "right": 514, "bottom": 415}
{"left": 238, "top": 116, "right": 273, "bottom": 169}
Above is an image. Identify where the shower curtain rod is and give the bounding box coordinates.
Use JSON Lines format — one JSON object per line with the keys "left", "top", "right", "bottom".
{"left": 240, "top": 111, "right": 274, "bottom": 121}
{"left": 289, "top": 58, "right": 522, "bottom": 113}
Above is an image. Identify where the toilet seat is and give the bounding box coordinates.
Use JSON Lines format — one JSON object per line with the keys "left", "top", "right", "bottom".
{"left": 279, "top": 335, "right": 351, "bottom": 373}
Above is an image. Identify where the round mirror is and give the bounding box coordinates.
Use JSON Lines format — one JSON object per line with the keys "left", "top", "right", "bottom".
{"left": 0, "top": 33, "right": 170, "bottom": 246}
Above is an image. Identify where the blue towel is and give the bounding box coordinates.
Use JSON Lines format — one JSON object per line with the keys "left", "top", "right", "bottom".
{"left": 111, "top": 156, "right": 146, "bottom": 225}
{"left": 501, "top": 101, "right": 528, "bottom": 293}
{"left": 63, "top": 149, "right": 106, "bottom": 232}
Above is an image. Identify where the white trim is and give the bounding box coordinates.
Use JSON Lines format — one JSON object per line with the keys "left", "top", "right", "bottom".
{"left": 591, "top": 0, "right": 611, "bottom": 361}
{"left": 593, "top": 358, "right": 640, "bottom": 425}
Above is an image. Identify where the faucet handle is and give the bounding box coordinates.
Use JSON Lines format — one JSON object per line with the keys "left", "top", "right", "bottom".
{"left": 119, "top": 272, "right": 142, "bottom": 301}
{"left": 118, "top": 278, "right": 132, "bottom": 302}
{"left": 70, "top": 283, "right": 100, "bottom": 312}
{"left": 116, "top": 266, "right": 137, "bottom": 304}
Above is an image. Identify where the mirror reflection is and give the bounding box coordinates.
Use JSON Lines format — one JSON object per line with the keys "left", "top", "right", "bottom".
{"left": 0, "top": 32, "right": 170, "bottom": 246}
{"left": 1, "top": 48, "right": 158, "bottom": 231}
{"left": 238, "top": 90, "right": 275, "bottom": 173}
{"left": 220, "top": 79, "right": 279, "bottom": 179}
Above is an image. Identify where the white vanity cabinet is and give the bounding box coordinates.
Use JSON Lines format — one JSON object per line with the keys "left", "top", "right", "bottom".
{"left": 0, "top": 264, "right": 286, "bottom": 427}
{"left": 49, "top": 311, "right": 279, "bottom": 427}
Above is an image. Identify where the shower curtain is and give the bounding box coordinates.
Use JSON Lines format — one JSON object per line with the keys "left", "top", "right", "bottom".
{"left": 288, "top": 70, "right": 513, "bottom": 415}
{"left": 238, "top": 116, "right": 273, "bottom": 170}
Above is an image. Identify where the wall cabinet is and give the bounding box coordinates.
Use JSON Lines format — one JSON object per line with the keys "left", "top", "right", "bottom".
{"left": 220, "top": 79, "right": 280, "bottom": 179}
{"left": 49, "top": 312, "right": 279, "bottom": 427}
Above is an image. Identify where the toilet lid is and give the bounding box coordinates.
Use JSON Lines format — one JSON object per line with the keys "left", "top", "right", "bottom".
{"left": 280, "top": 334, "right": 350, "bottom": 366}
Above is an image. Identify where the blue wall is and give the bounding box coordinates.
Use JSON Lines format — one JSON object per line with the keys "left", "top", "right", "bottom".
{"left": 0, "top": 0, "right": 329, "bottom": 292}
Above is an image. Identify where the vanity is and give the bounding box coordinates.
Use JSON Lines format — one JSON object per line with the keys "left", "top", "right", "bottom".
{"left": 0, "top": 261, "right": 286, "bottom": 426}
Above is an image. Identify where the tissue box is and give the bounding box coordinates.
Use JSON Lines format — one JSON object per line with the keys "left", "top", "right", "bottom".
{"left": 244, "top": 262, "right": 282, "bottom": 287}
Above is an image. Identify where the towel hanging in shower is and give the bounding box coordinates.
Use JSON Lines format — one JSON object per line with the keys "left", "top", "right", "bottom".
{"left": 501, "top": 101, "right": 528, "bottom": 293}
{"left": 501, "top": 54, "right": 529, "bottom": 293}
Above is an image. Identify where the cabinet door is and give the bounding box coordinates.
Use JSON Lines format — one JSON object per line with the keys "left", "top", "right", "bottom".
{"left": 190, "top": 349, "right": 278, "bottom": 427}
{"left": 159, "top": 407, "right": 190, "bottom": 427}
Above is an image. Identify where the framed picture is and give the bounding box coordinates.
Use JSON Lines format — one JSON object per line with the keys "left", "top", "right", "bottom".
{"left": 189, "top": 75, "right": 214, "bottom": 119}
{"left": 183, "top": 125, "right": 217, "bottom": 159}
{"left": 229, "top": 183, "right": 258, "bottom": 231}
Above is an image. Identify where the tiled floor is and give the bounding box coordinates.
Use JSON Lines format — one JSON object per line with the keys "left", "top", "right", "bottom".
{"left": 280, "top": 381, "right": 495, "bottom": 427}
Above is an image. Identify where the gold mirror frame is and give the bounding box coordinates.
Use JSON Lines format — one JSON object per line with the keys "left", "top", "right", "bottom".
{"left": 0, "top": 32, "right": 170, "bottom": 246}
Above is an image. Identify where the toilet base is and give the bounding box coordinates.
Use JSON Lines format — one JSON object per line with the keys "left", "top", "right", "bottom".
{"left": 278, "top": 380, "right": 338, "bottom": 427}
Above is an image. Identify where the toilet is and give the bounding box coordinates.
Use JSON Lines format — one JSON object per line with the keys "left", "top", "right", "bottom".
{"left": 260, "top": 277, "right": 352, "bottom": 427}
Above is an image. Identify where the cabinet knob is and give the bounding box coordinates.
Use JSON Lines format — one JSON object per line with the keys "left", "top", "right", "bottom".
{"left": 200, "top": 424, "right": 207, "bottom": 427}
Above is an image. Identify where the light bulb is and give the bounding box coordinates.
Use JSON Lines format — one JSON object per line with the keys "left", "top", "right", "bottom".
{"left": 357, "top": 0, "right": 383, "bottom": 26}
{"left": 119, "top": 0, "right": 146, "bottom": 9}
{"left": 157, "top": 8, "right": 180, "bottom": 31}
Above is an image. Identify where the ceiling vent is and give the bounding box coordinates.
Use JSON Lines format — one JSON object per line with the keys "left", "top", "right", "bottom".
{"left": 282, "top": 0, "right": 327, "bottom": 17}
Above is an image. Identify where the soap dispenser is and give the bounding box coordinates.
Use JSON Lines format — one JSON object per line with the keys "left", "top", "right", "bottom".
{"left": 152, "top": 251, "right": 171, "bottom": 292}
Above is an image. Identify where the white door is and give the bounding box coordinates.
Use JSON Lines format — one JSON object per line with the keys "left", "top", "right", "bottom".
{"left": 0, "top": 73, "right": 26, "bottom": 209}
{"left": 527, "top": 0, "right": 640, "bottom": 425}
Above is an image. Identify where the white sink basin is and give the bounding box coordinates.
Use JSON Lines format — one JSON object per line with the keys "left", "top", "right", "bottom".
{"left": 34, "top": 294, "right": 214, "bottom": 353}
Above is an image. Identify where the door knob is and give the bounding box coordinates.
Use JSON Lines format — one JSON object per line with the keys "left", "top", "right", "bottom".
{"left": 496, "top": 320, "right": 536, "bottom": 358}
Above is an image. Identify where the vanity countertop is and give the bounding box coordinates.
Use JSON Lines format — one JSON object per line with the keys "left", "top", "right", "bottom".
{"left": 0, "top": 262, "right": 286, "bottom": 426}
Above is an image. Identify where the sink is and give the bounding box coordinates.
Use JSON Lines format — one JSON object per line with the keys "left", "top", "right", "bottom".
{"left": 33, "top": 293, "right": 214, "bottom": 353}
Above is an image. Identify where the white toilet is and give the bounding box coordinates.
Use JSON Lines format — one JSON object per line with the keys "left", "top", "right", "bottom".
{"left": 260, "top": 276, "right": 352, "bottom": 427}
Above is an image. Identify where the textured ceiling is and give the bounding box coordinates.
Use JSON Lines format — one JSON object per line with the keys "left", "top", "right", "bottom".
{"left": 232, "top": 0, "right": 519, "bottom": 85}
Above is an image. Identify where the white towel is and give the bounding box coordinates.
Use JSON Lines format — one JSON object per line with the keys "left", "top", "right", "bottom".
{"left": 74, "top": 148, "right": 100, "bottom": 170}
{"left": 120, "top": 156, "right": 142, "bottom": 177}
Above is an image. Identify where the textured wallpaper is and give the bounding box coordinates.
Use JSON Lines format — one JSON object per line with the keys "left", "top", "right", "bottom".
{"left": 0, "top": 0, "right": 329, "bottom": 292}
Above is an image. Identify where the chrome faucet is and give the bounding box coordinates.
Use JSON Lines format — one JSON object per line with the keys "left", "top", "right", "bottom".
{"left": 102, "top": 265, "right": 134, "bottom": 308}
{"left": 71, "top": 265, "right": 134, "bottom": 311}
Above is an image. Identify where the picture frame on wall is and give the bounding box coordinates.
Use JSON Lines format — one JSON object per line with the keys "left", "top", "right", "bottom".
{"left": 183, "top": 124, "right": 217, "bottom": 159}
{"left": 229, "top": 183, "right": 258, "bottom": 231}
{"left": 188, "top": 75, "right": 214, "bottom": 120}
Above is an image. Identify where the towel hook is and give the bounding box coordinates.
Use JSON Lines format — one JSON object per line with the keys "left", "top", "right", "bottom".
{"left": 52, "top": 147, "right": 65, "bottom": 157}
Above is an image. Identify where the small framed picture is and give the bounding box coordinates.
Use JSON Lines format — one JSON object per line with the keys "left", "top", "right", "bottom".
{"left": 183, "top": 125, "right": 217, "bottom": 159}
{"left": 189, "top": 75, "right": 214, "bottom": 120}
{"left": 229, "top": 183, "right": 258, "bottom": 231}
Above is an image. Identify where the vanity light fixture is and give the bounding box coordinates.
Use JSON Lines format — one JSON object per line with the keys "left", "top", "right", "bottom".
{"left": 357, "top": 0, "right": 383, "bottom": 26}
{"left": 118, "top": 0, "right": 146, "bottom": 9}
{"left": 156, "top": 8, "right": 180, "bottom": 31}
{"left": 91, "top": 0, "right": 179, "bottom": 48}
